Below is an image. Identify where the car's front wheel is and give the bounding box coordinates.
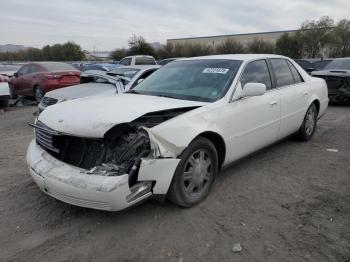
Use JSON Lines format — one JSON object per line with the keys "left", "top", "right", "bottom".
{"left": 297, "top": 103, "right": 318, "bottom": 141}
{"left": 168, "top": 137, "right": 218, "bottom": 207}
{"left": 34, "top": 86, "right": 44, "bottom": 103}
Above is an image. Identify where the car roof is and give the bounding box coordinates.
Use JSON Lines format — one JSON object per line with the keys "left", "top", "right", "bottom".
{"left": 123, "top": 55, "right": 155, "bottom": 59}
{"left": 178, "top": 54, "right": 288, "bottom": 62}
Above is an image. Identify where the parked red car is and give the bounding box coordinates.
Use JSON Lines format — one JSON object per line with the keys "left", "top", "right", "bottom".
{"left": 9, "top": 62, "right": 81, "bottom": 102}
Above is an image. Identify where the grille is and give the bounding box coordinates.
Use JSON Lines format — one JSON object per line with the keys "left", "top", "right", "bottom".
{"left": 41, "top": 97, "right": 58, "bottom": 107}
{"left": 31, "top": 121, "right": 104, "bottom": 170}
{"left": 33, "top": 121, "right": 60, "bottom": 153}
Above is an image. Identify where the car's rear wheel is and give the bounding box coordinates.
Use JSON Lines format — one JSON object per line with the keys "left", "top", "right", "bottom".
{"left": 9, "top": 83, "right": 17, "bottom": 99}
{"left": 168, "top": 137, "right": 218, "bottom": 207}
{"left": 34, "top": 86, "right": 44, "bottom": 103}
{"left": 297, "top": 103, "right": 318, "bottom": 141}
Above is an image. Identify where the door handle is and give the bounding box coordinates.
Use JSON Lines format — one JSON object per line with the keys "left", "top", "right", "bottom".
{"left": 269, "top": 101, "right": 278, "bottom": 106}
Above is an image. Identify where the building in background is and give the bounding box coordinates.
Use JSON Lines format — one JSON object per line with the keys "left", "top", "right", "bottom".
{"left": 167, "top": 29, "right": 297, "bottom": 47}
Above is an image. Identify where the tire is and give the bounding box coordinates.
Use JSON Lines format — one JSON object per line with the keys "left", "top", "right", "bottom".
{"left": 296, "top": 103, "right": 318, "bottom": 141}
{"left": 9, "top": 83, "right": 17, "bottom": 99}
{"left": 168, "top": 137, "right": 218, "bottom": 207}
{"left": 33, "top": 86, "right": 44, "bottom": 103}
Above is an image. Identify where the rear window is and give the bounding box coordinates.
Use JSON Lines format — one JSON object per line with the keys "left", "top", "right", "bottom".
{"left": 42, "top": 62, "right": 77, "bottom": 71}
{"left": 135, "top": 57, "right": 156, "bottom": 65}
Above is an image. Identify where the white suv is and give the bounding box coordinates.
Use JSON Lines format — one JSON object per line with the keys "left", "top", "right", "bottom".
{"left": 118, "top": 55, "right": 157, "bottom": 66}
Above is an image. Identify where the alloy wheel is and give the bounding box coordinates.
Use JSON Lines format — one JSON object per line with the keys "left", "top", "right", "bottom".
{"left": 182, "top": 149, "right": 213, "bottom": 199}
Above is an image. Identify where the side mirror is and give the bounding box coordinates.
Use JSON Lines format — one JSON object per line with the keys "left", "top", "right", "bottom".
{"left": 14, "top": 72, "right": 18, "bottom": 78}
{"left": 241, "top": 83, "right": 266, "bottom": 97}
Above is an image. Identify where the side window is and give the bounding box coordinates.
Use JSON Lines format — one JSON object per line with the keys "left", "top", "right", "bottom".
{"left": 135, "top": 57, "right": 156, "bottom": 65}
{"left": 240, "top": 60, "right": 272, "bottom": 90}
{"left": 27, "top": 65, "right": 38, "bottom": 74}
{"left": 270, "top": 59, "right": 295, "bottom": 87}
{"left": 119, "top": 58, "right": 131, "bottom": 66}
{"left": 17, "top": 65, "right": 30, "bottom": 76}
{"left": 287, "top": 61, "right": 303, "bottom": 84}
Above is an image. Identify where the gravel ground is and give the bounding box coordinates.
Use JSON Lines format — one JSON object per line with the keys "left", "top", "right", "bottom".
{"left": 0, "top": 105, "right": 349, "bottom": 262}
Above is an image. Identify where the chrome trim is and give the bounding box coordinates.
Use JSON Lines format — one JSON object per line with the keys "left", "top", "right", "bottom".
{"left": 28, "top": 123, "right": 61, "bottom": 135}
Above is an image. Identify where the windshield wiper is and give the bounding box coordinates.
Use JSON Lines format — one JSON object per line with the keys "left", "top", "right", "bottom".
{"left": 126, "top": 89, "right": 141, "bottom": 94}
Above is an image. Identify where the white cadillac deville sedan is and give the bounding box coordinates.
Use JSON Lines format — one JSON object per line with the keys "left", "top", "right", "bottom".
{"left": 27, "top": 54, "right": 328, "bottom": 211}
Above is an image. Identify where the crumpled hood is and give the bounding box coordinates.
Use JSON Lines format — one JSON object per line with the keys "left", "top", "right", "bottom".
{"left": 46, "top": 83, "right": 116, "bottom": 101}
{"left": 39, "top": 93, "right": 207, "bottom": 138}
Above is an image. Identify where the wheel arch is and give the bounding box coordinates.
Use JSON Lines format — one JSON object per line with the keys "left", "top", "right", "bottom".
{"left": 195, "top": 131, "right": 226, "bottom": 170}
{"left": 312, "top": 99, "right": 320, "bottom": 114}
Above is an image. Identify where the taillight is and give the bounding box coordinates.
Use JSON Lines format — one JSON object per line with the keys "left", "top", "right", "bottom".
{"left": 46, "top": 74, "right": 62, "bottom": 79}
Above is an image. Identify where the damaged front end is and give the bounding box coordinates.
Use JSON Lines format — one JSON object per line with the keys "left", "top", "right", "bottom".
{"left": 27, "top": 108, "right": 199, "bottom": 210}
{"left": 315, "top": 73, "right": 350, "bottom": 103}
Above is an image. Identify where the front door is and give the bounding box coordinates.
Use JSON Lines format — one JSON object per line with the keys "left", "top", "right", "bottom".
{"left": 224, "top": 59, "right": 281, "bottom": 163}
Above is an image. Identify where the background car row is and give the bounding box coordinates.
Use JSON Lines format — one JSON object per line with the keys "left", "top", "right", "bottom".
{"left": 0, "top": 56, "right": 349, "bottom": 108}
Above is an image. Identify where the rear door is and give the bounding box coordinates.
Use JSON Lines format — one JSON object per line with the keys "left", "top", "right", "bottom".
{"left": 225, "top": 59, "right": 281, "bottom": 162}
{"left": 269, "top": 58, "right": 308, "bottom": 138}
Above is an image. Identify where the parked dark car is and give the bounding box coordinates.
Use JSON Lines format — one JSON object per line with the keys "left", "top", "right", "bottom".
{"left": 311, "top": 58, "right": 350, "bottom": 103}
{"left": 294, "top": 59, "right": 314, "bottom": 73}
{"left": 9, "top": 62, "right": 81, "bottom": 102}
{"left": 311, "top": 59, "right": 334, "bottom": 71}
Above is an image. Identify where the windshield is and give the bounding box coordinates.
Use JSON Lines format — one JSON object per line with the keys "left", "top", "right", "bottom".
{"left": 324, "top": 59, "right": 350, "bottom": 70}
{"left": 132, "top": 59, "right": 241, "bottom": 102}
{"left": 108, "top": 68, "right": 140, "bottom": 79}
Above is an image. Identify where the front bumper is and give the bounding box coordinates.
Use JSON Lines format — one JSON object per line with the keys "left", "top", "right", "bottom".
{"left": 26, "top": 140, "right": 180, "bottom": 211}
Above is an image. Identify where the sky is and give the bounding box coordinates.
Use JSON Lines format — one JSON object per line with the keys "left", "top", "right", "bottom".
{"left": 0, "top": 0, "right": 349, "bottom": 51}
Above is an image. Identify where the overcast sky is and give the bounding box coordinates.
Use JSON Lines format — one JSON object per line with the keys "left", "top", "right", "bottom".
{"left": 1, "top": 0, "right": 349, "bottom": 51}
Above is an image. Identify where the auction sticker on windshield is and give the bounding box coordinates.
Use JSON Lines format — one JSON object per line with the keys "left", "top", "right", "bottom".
{"left": 202, "top": 68, "right": 229, "bottom": 74}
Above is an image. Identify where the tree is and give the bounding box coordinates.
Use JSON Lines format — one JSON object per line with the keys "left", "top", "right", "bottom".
{"left": 183, "top": 43, "right": 214, "bottom": 57}
{"left": 247, "top": 38, "right": 275, "bottom": 54}
{"left": 156, "top": 43, "right": 175, "bottom": 59}
{"left": 330, "top": 19, "right": 350, "bottom": 57}
{"left": 275, "top": 33, "right": 301, "bottom": 58}
{"left": 295, "top": 16, "right": 335, "bottom": 58}
{"left": 215, "top": 38, "right": 246, "bottom": 54}
{"left": 110, "top": 48, "right": 128, "bottom": 61}
{"left": 127, "top": 34, "right": 156, "bottom": 57}
{"left": 61, "top": 42, "right": 85, "bottom": 61}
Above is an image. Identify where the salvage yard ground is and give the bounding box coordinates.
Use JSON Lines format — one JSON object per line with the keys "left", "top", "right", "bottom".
{"left": 0, "top": 105, "right": 349, "bottom": 262}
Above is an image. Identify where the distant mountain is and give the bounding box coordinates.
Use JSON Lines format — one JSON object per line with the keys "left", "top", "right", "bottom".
{"left": 0, "top": 44, "right": 28, "bottom": 53}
